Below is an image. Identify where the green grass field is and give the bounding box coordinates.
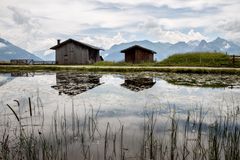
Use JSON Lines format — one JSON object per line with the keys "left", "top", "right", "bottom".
{"left": 158, "top": 52, "right": 238, "bottom": 67}
{"left": 0, "top": 65, "right": 240, "bottom": 75}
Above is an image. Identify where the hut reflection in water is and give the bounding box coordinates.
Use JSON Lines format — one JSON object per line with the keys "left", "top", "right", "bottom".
{"left": 121, "top": 76, "right": 156, "bottom": 92}
{"left": 51, "top": 72, "right": 102, "bottom": 96}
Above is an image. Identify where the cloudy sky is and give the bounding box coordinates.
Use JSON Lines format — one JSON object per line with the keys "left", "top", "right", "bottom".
{"left": 0, "top": 0, "right": 240, "bottom": 55}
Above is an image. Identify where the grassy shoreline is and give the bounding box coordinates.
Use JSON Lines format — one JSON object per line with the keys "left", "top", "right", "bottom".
{"left": 0, "top": 65, "right": 240, "bottom": 74}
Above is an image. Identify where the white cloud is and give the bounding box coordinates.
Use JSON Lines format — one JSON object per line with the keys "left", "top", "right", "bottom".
{"left": 158, "top": 29, "right": 207, "bottom": 43}
{"left": 95, "top": 0, "right": 237, "bottom": 10}
{"left": 139, "top": 19, "right": 207, "bottom": 43}
{"left": 80, "top": 32, "right": 127, "bottom": 49}
{"left": 214, "top": 19, "right": 240, "bottom": 44}
{"left": 0, "top": 0, "right": 239, "bottom": 55}
{"left": 43, "top": 49, "right": 54, "bottom": 56}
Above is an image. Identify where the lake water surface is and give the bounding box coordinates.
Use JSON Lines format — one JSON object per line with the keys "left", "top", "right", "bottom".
{"left": 0, "top": 72, "right": 239, "bottom": 159}
{"left": 0, "top": 72, "right": 239, "bottom": 126}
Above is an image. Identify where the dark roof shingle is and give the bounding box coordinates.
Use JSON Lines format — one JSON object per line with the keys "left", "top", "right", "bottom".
{"left": 50, "top": 39, "right": 103, "bottom": 50}
{"left": 121, "top": 45, "right": 156, "bottom": 54}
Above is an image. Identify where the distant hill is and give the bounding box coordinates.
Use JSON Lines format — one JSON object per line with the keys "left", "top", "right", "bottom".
{"left": 0, "top": 38, "right": 42, "bottom": 61}
{"left": 160, "top": 52, "right": 232, "bottom": 67}
{"left": 103, "top": 37, "right": 240, "bottom": 61}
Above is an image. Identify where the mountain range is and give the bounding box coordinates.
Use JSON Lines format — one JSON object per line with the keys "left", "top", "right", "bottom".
{"left": 103, "top": 37, "right": 240, "bottom": 61}
{"left": 0, "top": 38, "right": 42, "bottom": 61}
{"left": 0, "top": 37, "right": 239, "bottom": 62}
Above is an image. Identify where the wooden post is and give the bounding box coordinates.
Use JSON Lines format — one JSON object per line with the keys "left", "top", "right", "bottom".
{"left": 232, "top": 55, "right": 235, "bottom": 65}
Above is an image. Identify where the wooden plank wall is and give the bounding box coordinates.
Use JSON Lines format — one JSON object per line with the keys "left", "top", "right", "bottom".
{"left": 55, "top": 41, "right": 101, "bottom": 65}
{"left": 135, "top": 49, "right": 153, "bottom": 63}
{"left": 124, "top": 49, "right": 154, "bottom": 63}
{"left": 56, "top": 42, "right": 90, "bottom": 64}
{"left": 74, "top": 44, "right": 89, "bottom": 64}
{"left": 125, "top": 50, "right": 135, "bottom": 63}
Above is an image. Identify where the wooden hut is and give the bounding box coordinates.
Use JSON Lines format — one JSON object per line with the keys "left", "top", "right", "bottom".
{"left": 50, "top": 39, "right": 103, "bottom": 65}
{"left": 121, "top": 45, "right": 156, "bottom": 63}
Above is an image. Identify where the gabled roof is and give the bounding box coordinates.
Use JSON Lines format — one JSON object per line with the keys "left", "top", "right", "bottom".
{"left": 50, "top": 38, "right": 103, "bottom": 50}
{"left": 120, "top": 45, "right": 157, "bottom": 54}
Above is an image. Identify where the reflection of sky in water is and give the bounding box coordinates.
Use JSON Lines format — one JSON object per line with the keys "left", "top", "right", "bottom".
{"left": 0, "top": 73, "right": 13, "bottom": 86}
{"left": 0, "top": 73, "right": 239, "bottom": 127}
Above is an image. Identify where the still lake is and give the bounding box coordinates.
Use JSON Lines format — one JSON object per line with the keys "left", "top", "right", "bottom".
{"left": 0, "top": 72, "right": 239, "bottom": 127}
{"left": 0, "top": 71, "right": 240, "bottom": 159}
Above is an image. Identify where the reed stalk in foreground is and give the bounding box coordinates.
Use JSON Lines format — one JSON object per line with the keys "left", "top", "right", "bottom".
{"left": 0, "top": 98, "right": 239, "bottom": 160}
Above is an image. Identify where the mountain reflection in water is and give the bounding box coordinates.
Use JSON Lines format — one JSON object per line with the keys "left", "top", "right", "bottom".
{"left": 51, "top": 72, "right": 103, "bottom": 96}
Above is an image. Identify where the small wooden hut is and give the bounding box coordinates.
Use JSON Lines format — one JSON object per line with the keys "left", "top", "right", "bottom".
{"left": 121, "top": 45, "right": 156, "bottom": 63}
{"left": 50, "top": 39, "right": 103, "bottom": 65}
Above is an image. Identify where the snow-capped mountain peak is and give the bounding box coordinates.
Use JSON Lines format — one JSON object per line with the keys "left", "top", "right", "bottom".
{"left": 224, "top": 42, "right": 231, "bottom": 49}
{"left": 187, "top": 40, "right": 201, "bottom": 47}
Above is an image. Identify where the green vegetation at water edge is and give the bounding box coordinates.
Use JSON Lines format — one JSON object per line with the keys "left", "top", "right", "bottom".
{"left": 159, "top": 52, "right": 239, "bottom": 67}
{"left": 0, "top": 65, "right": 240, "bottom": 75}
{"left": 94, "top": 61, "right": 158, "bottom": 66}
{"left": 1, "top": 52, "right": 240, "bottom": 68}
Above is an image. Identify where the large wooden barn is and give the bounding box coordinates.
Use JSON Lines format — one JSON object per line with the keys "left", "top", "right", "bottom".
{"left": 50, "top": 39, "right": 103, "bottom": 65}
{"left": 121, "top": 45, "right": 156, "bottom": 63}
